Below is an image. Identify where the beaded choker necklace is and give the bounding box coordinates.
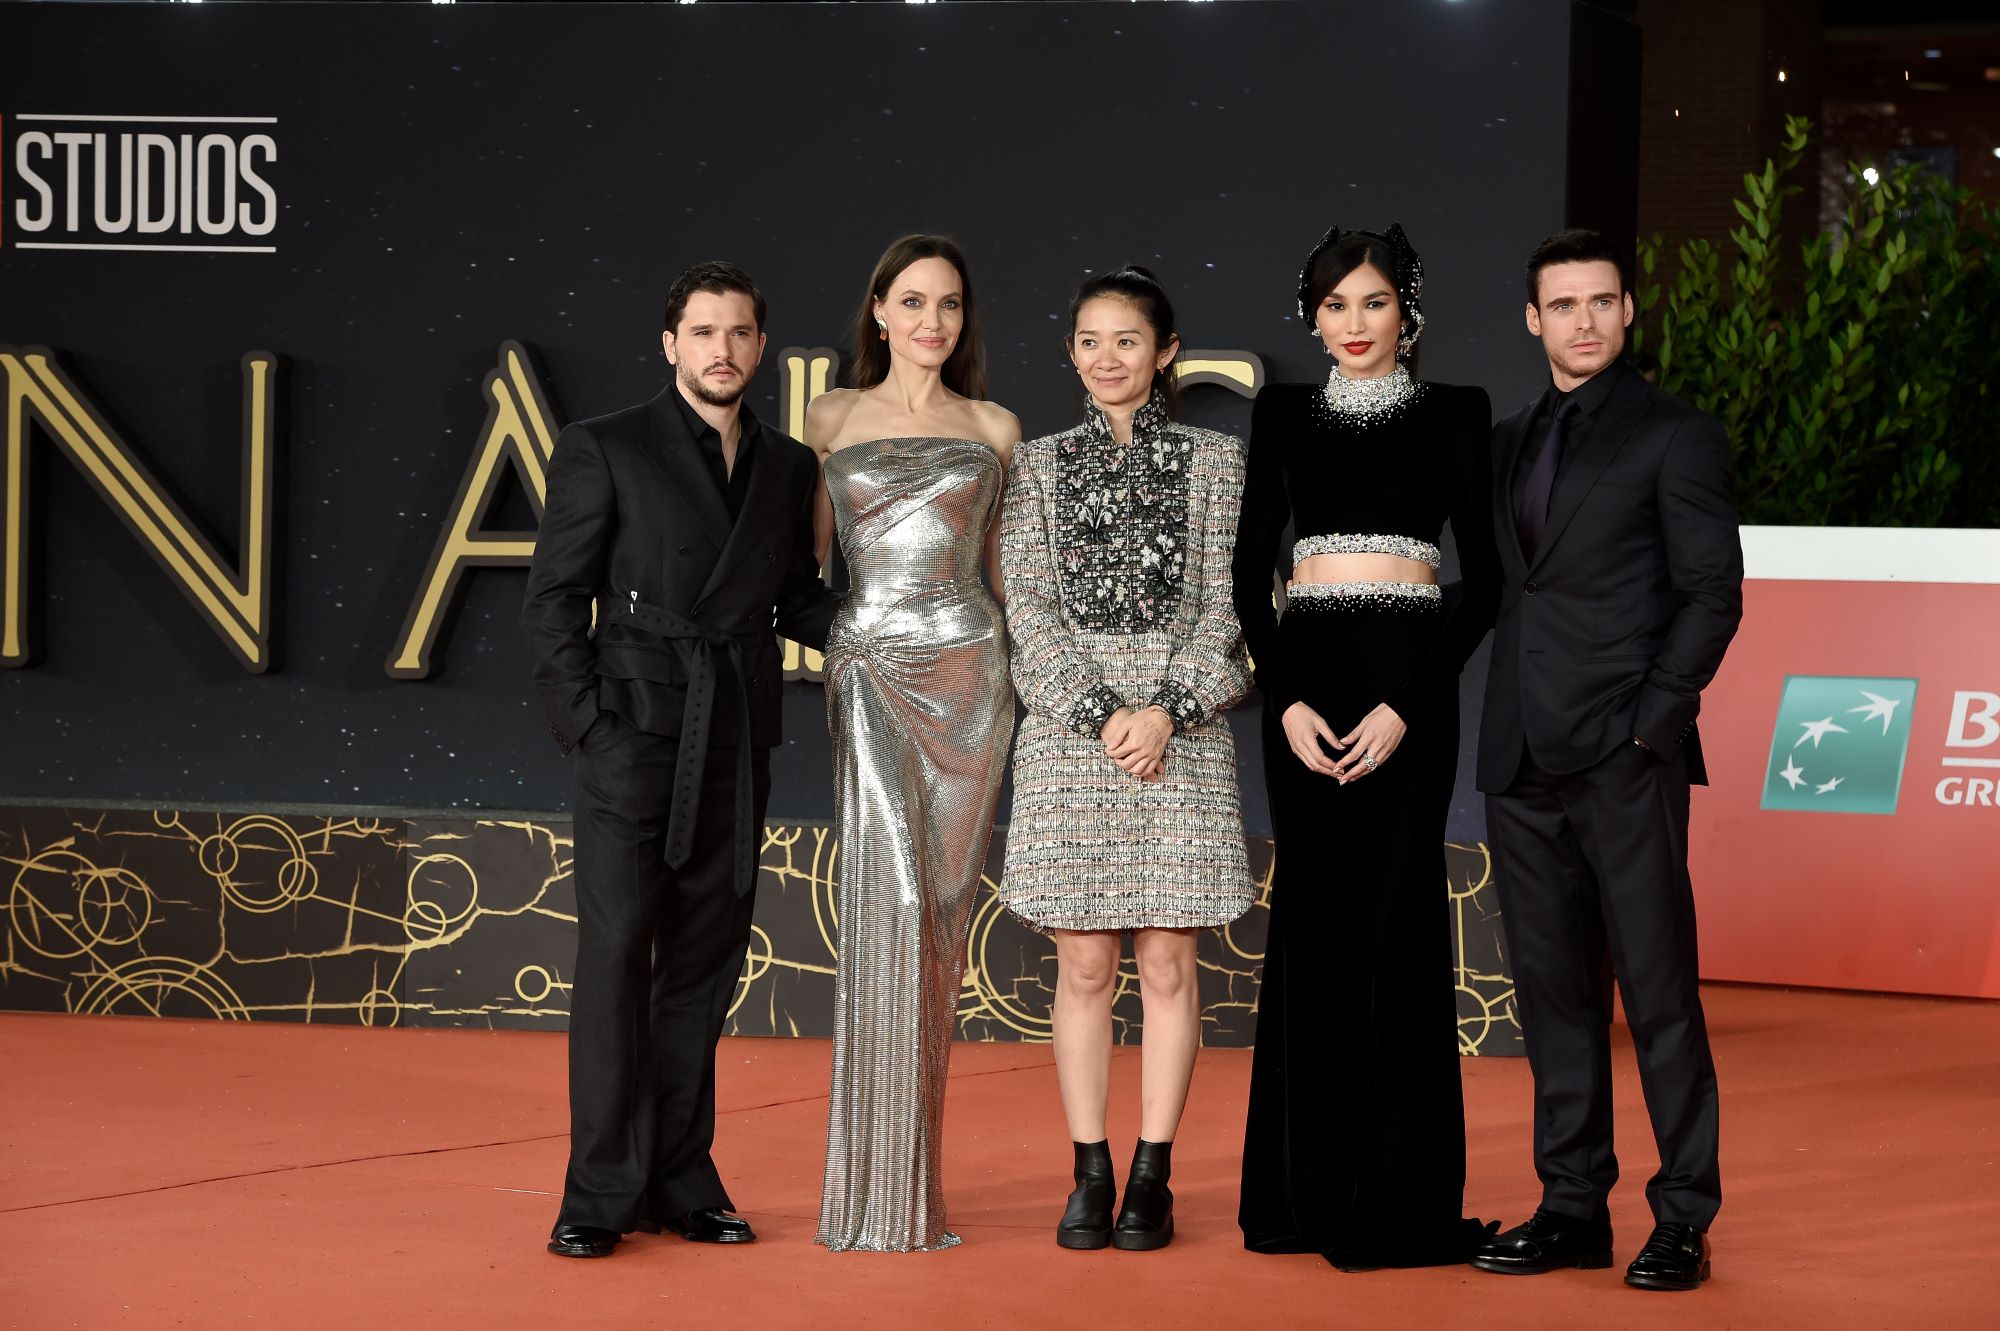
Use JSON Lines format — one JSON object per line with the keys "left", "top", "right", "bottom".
{"left": 1321, "top": 364, "right": 1420, "bottom": 423}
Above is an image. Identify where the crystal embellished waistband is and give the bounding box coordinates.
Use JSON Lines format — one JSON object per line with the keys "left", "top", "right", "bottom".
{"left": 1287, "top": 580, "right": 1442, "bottom": 607}
{"left": 1293, "top": 533, "right": 1442, "bottom": 568}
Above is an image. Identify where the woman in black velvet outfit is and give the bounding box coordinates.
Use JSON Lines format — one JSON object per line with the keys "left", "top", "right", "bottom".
{"left": 1231, "top": 223, "right": 1500, "bottom": 1270}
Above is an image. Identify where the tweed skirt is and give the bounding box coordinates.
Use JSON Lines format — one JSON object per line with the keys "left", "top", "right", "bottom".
{"left": 999, "top": 633, "right": 1252, "bottom": 933}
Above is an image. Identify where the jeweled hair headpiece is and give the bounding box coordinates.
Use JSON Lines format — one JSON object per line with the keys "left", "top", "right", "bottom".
{"left": 1294, "top": 220, "right": 1428, "bottom": 358}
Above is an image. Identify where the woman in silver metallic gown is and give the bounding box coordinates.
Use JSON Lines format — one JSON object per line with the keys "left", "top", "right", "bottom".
{"left": 806, "top": 235, "right": 1020, "bottom": 1252}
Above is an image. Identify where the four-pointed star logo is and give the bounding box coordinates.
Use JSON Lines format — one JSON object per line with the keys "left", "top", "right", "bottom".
{"left": 1765, "top": 678, "right": 1916, "bottom": 815}
{"left": 1846, "top": 690, "right": 1902, "bottom": 734}
{"left": 1795, "top": 716, "right": 1849, "bottom": 749}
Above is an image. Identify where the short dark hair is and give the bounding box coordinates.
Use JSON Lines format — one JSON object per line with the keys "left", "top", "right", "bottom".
{"left": 1524, "top": 229, "right": 1631, "bottom": 305}
{"left": 663, "top": 260, "right": 766, "bottom": 333}
{"left": 1068, "top": 264, "right": 1182, "bottom": 417}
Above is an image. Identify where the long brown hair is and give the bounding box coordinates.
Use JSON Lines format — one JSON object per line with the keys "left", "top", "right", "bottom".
{"left": 848, "top": 234, "right": 987, "bottom": 399}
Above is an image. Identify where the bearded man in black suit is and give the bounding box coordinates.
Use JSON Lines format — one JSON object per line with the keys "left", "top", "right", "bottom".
{"left": 1470, "top": 230, "right": 1743, "bottom": 1293}
{"left": 524, "top": 261, "right": 840, "bottom": 1259}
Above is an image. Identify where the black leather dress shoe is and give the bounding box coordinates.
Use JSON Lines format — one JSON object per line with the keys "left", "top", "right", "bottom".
{"left": 1625, "top": 1221, "right": 1710, "bottom": 1291}
{"left": 547, "top": 1223, "right": 619, "bottom": 1258}
{"left": 1469, "top": 1209, "right": 1613, "bottom": 1275}
{"left": 661, "top": 1207, "right": 756, "bottom": 1244}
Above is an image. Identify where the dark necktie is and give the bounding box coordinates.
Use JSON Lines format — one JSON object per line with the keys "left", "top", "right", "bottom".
{"left": 1517, "top": 397, "right": 1579, "bottom": 558}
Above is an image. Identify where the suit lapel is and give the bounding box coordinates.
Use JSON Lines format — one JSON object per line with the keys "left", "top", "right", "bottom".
{"left": 697, "top": 425, "right": 784, "bottom": 606}
{"left": 645, "top": 388, "right": 734, "bottom": 555}
{"left": 1493, "top": 405, "right": 1536, "bottom": 565}
{"left": 1528, "top": 367, "right": 1650, "bottom": 573}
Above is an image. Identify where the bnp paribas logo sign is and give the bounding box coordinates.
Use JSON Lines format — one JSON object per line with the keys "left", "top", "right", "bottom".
{"left": 1762, "top": 676, "right": 1919, "bottom": 815}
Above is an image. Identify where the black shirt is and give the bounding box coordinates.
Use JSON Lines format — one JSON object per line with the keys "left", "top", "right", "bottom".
{"left": 1510, "top": 356, "right": 1629, "bottom": 518}
{"left": 672, "top": 386, "right": 758, "bottom": 521}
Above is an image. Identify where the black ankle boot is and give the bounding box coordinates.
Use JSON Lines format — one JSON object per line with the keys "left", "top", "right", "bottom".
{"left": 1112, "top": 1138, "right": 1174, "bottom": 1250}
{"left": 1057, "top": 1140, "right": 1116, "bottom": 1249}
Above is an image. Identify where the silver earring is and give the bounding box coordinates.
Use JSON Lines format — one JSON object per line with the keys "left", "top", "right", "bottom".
{"left": 1396, "top": 310, "right": 1427, "bottom": 358}
{"left": 875, "top": 318, "right": 887, "bottom": 331}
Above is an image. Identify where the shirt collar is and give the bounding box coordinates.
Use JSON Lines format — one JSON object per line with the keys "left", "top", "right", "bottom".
{"left": 1548, "top": 356, "right": 1629, "bottom": 421}
{"left": 1081, "top": 389, "right": 1170, "bottom": 444}
{"left": 672, "top": 383, "right": 760, "bottom": 449}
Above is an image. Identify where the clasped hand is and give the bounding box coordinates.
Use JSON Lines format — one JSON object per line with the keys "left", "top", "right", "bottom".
{"left": 1100, "top": 706, "right": 1171, "bottom": 781}
{"left": 1280, "top": 701, "right": 1406, "bottom": 784}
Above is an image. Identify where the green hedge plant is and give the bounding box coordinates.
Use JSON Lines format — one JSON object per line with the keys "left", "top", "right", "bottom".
{"left": 1636, "top": 115, "right": 1999, "bottom": 527}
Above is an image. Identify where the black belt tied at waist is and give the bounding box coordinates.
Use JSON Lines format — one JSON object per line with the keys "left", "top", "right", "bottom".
{"left": 622, "top": 597, "right": 759, "bottom": 898}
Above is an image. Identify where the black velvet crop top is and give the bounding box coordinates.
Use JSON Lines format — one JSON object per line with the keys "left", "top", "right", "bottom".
{"left": 1228, "top": 377, "right": 1500, "bottom": 720}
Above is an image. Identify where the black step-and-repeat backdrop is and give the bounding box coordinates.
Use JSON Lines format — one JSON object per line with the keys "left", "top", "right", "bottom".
{"left": 1, "top": 1, "right": 1631, "bottom": 1050}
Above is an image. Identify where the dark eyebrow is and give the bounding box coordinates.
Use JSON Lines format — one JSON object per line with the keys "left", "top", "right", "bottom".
{"left": 1332, "top": 289, "right": 1395, "bottom": 301}
{"left": 1076, "top": 327, "right": 1144, "bottom": 337}
{"left": 899, "top": 288, "right": 961, "bottom": 300}
{"left": 1546, "top": 290, "right": 1620, "bottom": 308}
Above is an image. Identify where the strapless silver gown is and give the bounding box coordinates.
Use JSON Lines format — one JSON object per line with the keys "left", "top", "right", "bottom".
{"left": 814, "top": 436, "right": 1014, "bottom": 1253}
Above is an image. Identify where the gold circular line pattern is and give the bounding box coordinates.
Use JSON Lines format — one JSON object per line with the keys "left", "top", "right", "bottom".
{"left": 729, "top": 925, "right": 778, "bottom": 1020}
{"left": 73, "top": 957, "right": 251, "bottom": 1021}
{"left": 358, "top": 987, "right": 402, "bottom": 1028}
{"left": 405, "top": 853, "right": 479, "bottom": 942}
{"left": 8, "top": 850, "right": 155, "bottom": 960}
{"left": 1446, "top": 841, "right": 1495, "bottom": 900}
{"left": 79, "top": 865, "right": 153, "bottom": 949}
{"left": 515, "top": 964, "right": 557, "bottom": 1004}
{"left": 809, "top": 829, "right": 840, "bottom": 962}
{"left": 208, "top": 815, "right": 317, "bottom": 913}
{"left": 961, "top": 878, "right": 1053, "bottom": 1039}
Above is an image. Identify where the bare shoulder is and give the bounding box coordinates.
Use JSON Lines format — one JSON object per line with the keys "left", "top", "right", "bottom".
{"left": 802, "top": 389, "right": 862, "bottom": 455}
{"left": 968, "top": 399, "right": 1021, "bottom": 464}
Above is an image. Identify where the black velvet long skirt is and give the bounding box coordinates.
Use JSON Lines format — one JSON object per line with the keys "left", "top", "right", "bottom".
{"left": 1238, "top": 595, "right": 1492, "bottom": 1269}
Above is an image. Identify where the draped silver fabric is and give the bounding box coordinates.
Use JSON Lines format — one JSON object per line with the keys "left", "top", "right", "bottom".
{"left": 815, "top": 436, "right": 1014, "bottom": 1253}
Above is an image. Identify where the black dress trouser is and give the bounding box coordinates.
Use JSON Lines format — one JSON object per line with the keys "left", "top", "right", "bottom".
{"left": 1485, "top": 740, "right": 1721, "bottom": 1231}
{"left": 557, "top": 716, "right": 771, "bottom": 1233}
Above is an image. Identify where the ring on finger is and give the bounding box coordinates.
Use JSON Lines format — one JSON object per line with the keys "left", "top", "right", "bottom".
{"left": 1360, "top": 753, "right": 1380, "bottom": 771}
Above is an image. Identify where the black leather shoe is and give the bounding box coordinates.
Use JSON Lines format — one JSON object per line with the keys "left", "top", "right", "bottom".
{"left": 1624, "top": 1221, "right": 1710, "bottom": 1291}
{"left": 661, "top": 1207, "right": 756, "bottom": 1244}
{"left": 1057, "top": 1140, "right": 1116, "bottom": 1250}
{"left": 1111, "top": 1139, "right": 1174, "bottom": 1251}
{"left": 1469, "top": 1209, "right": 1613, "bottom": 1275}
{"left": 547, "top": 1223, "right": 619, "bottom": 1258}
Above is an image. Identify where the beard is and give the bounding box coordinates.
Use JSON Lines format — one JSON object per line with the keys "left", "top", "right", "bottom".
{"left": 681, "top": 361, "right": 748, "bottom": 407}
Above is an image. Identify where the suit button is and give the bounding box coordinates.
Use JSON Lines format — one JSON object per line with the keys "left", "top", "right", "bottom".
{"left": 679, "top": 545, "right": 692, "bottom": 556}
{"left": 1524, "top": 581, "right": 1539, "bottom": 595}
{"left": 766, "top": 552, "right": 776, "bottom": 563}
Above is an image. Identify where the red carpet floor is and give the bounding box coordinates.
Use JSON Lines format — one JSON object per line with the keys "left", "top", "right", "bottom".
{"left": 3, "top": 984, "right": 1996, "bottom": 1329}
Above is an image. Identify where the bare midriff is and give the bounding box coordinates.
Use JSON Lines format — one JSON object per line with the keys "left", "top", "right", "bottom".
{"left": 1291, "top": 552, "right": 1439, "bottom": 587}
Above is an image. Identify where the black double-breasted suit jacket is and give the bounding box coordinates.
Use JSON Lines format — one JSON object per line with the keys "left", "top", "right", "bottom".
{"left": 522, "top": 385, "right": 839, "bottom": 756}
{"left": 1477, "top": 359, "right": 1744, "bottom": 791}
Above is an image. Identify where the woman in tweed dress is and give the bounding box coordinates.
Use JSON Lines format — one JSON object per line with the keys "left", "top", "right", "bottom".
{"left": 998, "top": 266, "right": 1252, "bottom": 1252}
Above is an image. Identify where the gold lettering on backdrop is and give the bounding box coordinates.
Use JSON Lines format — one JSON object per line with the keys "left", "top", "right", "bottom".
{"left": 386, "top": 341, "right": 559, "bottom": 679}
{"left": 1172, "top": 351, "right": 1265, "bottom": 396}
{"left": 776, "top": 346, "right": 841, "bottom": 682}
{"left": 1, "top": 346, "right": 279, "bottom": 671}
{"left": 2, "top": 338, "right": 1264, "bottom": 679}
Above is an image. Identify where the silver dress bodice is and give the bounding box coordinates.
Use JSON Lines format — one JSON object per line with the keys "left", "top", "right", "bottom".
{"left": 815, "top": 436, "right": 1014, "bottom": 1253}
